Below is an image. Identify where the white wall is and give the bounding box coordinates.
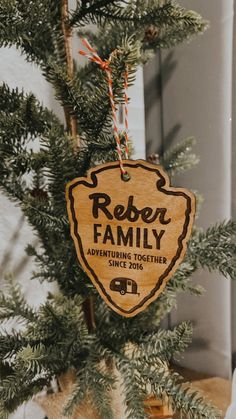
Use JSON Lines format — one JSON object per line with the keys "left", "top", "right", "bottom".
{"left": 127, "top": 67, "right": 146, "bottom": 159}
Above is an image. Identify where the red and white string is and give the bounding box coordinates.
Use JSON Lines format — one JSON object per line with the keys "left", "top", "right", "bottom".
{"left": 123, "top": 67, "right": 129, "bottom": 160}
{"left": 79, "top": 38, "right": 129, "bottom": 175}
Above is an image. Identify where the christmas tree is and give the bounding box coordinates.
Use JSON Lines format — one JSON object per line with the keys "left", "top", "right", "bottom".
{"left": 0, "top": 1, "right": 235, "bottom": 418}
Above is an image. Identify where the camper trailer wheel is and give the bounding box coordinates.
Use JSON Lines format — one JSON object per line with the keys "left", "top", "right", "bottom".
{"left": 120, "top": 290, "right": 125, "bottom": 295}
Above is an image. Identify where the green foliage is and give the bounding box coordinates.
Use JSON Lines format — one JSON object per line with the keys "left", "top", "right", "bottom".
{"left": 74, "top": 1, "right": 208, "bottom": 58}
{"left": 0, "top": 1, "right": 231, "bottom": 418}
{"left": 131, "top": 322, "right": 193, "bottom": 363}
{"left": 63, "top": 369, "right": 87, "bottom": 417}
{"left": 161, "top": 137, "right": 200, "bottom": 177}
{"left": 63, "top": 364, "right": 115, "bottom": 418}
{"left": 0, "top": 276, "right": 220, "bottom": 418}
{"left": 45, "top": 39, "right": 139, "bottom": 141}
{"left": 143, "top": 365, "right": 221, "bottom": 418}
{"left": 0, "top": 275, "right": 36, "bottom": 323}
{"left": 116, "top": 356, "right": 147, "bottom": 419}
{"left": 114, "top": 354, "right": 221, "bottom": 419}
{"left": 188, "top": 221, "right": 236, "bottom": 278}
{"left": 0, "top": 0, "right": 61, "bottom": 64}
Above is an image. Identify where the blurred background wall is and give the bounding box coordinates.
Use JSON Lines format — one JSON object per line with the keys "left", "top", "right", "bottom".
{"left": 144, "top": 0, "right": 234, "bottom": 379}
{"left": 232, "top": 0, "right": 236, "bottom": 373}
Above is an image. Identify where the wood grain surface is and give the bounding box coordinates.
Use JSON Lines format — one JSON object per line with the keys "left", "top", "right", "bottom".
{"left": 66, "top": 160, "right": 195, "bottom": 317}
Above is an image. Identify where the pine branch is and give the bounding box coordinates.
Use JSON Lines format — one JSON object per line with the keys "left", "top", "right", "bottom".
{"left": 70, "top": 0, "right": 121, "bottom": 26}
{"left": 0, "top": 333, "right": 27, "bottom": 360}
{"left": 63, "top": 369, "right": 87, "bottom": 416}
{"left": 77, "top": 1, "right": 208, "bottom": 57}
{"left": 160, "top": 137, "right": 199, "bottom": 177}
{"left": 132, "top": 322, "right": 193, "bottom": 364}
{"left": 95, "top": 293, "right": 189, "bottom": 346}
{"left": 188, "top": 221, "right": 236, "bottom": 278}
{"left": 26, "top": 295, "right": 87, "bottom": 343}
{"left": 85, "top": 366, "right": 114, "bottom": 419}
{"left": 0, "top": 276, "right": 36, "bottom": 323}
{"left": 0, "top": 174, "right": 25, "bottom": 202}
{"left": 22, "top": 197, "right": 68, "bottom": 233}
{"left": 167, "top": 262, "right": 204, "bottom": 296}
{"left": 147, "top": 366, "right": 221, "bottom": 418}
{"left": 70, "top": 1, "right": 126, "bottom": 26}
{"left": 71, "top": 0, "right": 207, "bottom": 36}
{"left": 63, "top": 360, "right": 115, "bottom": 418}
{"left": 15, "top": 344, "right": 66, "bottom": 376}
{"left": 44, "top": 38, "right": 139, "bottom": 144}
{"left": 15, "top": 344, "right": 50, "bottom": 375}
{"left": 62, "top": 339, "right": 115, "bottom": 415}
{"left": 115, "top": 356, "right": 148, "bottom": 419}
{"left": 0, "top": 0, "right": 60, "bottom": 64}
{"left": 1, "top": 375, "right": 49, "bottom": 414}
{"left": 155, "top": 290, "right": 177, "bottom": 323}
{"left": 128, "top": 356, "right": 221, "bottom": 419}
{"left": 0, "top": 404, "right": 9, "bottom": 419}
{"left": 0, "top": 85, "right": 61, "bottom": 154}
{"left": 0, "top": 85, "right": 63, "bottom": 205}
{"left": 144, "top": 7, "right": 208, "bottom": 51}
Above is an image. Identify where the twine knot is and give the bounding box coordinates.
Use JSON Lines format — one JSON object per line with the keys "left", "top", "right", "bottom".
{"left": 100, "top": 60, "right": 110, "bottom": 71}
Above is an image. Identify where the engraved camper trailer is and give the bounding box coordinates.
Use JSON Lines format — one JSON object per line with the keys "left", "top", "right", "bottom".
{"left": 110, "top": 277, "right": 139, "bottom": 296}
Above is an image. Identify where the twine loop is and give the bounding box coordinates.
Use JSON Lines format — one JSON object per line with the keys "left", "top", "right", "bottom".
{"left": 100, "top": 60, "right": 110, "bottom": 71}
{"left": 79, "top": 38, "right": 130, "bottom": 176}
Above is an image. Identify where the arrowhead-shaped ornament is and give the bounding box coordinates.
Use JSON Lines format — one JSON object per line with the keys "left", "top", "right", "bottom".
{"left": 66, "top": 160, "right": 195, "bottom": 317}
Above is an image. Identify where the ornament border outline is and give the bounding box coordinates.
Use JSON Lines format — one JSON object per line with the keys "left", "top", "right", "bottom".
{"left": 66, "top": 160, "right": 195, "bottom": 317}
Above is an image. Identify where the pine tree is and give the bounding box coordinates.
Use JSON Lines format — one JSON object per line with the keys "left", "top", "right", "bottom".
{"left": 0, "top": 1, "right": 235, "bottom": 418}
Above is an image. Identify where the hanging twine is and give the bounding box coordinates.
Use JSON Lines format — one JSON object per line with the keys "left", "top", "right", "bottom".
{"left": 79, "top": 38, "right": 129, "bottom": 176}
{"left": 123, "top": 67, "right": 129, "bottom": 160}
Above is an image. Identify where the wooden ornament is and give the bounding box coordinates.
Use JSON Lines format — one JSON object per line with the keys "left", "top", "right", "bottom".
{"left": 66, "top": 160, "right": 195, "bottom": 317}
